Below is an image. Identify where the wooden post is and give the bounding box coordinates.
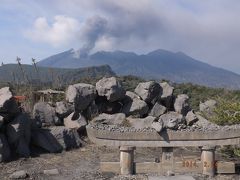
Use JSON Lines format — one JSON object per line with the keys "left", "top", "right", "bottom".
{"left": 120, "top": 146, "right": 135, "bottom": 175}
{"left": 201, "top": 146, "right": 216, "bottom": 176}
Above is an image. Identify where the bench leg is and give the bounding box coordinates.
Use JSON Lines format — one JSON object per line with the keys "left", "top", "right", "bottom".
{"left": 201, "top": 146, "right": 216, "bottom": 176}
{"left": 120, "top": 146, "right": 135, "bottom": 175}
{"left": 161, "top": 147, "right": 174, "bottom": 173}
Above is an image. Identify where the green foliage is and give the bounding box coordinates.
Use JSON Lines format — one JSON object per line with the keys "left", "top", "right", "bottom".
{"left": 233, "top": 148, "right": 240, "bottom": 157}
{"left": 220, "top": 146, "right": 240, "bottom": 158}
{"left": 174, "top": 82, "right": 240, "bottom": 111}
{"left": 207, "top": 98, "right": 240, "bottom": 125}
{"left": 118, "top": 75, "right": 144, "bottom": 91}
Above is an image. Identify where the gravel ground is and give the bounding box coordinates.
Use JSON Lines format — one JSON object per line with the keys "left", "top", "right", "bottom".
{"left": 0, "top": 142, "right": 239, "bottom": 179}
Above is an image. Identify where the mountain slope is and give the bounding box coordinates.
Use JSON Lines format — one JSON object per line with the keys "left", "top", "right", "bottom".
{"left": 0, "top": 64, "right": 115, "bottom": 85}
{"left": 38, "top": 49, "right": 240, "bottom": 89}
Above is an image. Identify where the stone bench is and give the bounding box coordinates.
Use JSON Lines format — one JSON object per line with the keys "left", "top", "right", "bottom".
{"left": 87, "top": 126, "right": 239, "bottom": 176}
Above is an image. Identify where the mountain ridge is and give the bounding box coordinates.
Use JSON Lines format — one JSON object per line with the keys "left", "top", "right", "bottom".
{"left": 0, "top": 64, "right": 115, "bottom": 85}
{"left": 38, "top": 49, "right": 240, "bottom": 89}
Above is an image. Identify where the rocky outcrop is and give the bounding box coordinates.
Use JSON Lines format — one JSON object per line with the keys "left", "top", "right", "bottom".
{"left": 66, "top": 83, "right": 97, "bottom": 111}
{"left": 134, "top": 81, "right": 161, "bottom": 104}
{"left": 96, "top": 77, "right": 126, "bottom": 102}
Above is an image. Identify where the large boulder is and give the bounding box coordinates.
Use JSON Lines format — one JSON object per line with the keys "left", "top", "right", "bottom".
{"left": 96, "top": 96, "right": 123, "bottom": 114}
{"left": 55, "top": 101, "right": 74, "bottom": 119}
{"left": 149, "top": 101, "right": 167, "bottom": 117}
{"left": 0, "top": 134, "right": 11, "bottom": 162}
{"left": 33, "top": 102, "right": 60, "bottom": 127}
{"left": 64, "top": 112, "right": 87, "bottom": 131}
{"left": 49, "top": 126, "right": 82, "bottom": 150}
{"left": 0, "top": 115, "right": 4, "bottom": 129}
{"left": 151, "top": 121, "right": 164, "bottom": 133}
{"left": 185, "top": 110, "right": 198, "bottom": 126}
{"left": 0, "top": 87, "right": 19, "bottom": 121}
{"left": 122, "top": 93, "right": 149, "bottom": 118}
{"left": 195, "top": 113, "right": 220, "bottom": 131}
{"left": 174, "top": 94, "right": 190, "bottom": 116}
{"left": 31, "top": 128, "right": 63, "bottom": 153}
{"left": 159, "top": 112, "right": 185, "bottom": 130}
{"left": 83, "top": 101, "right": 99, "bottom": 120}
{"left": 125, "top": 91, "right": 140, "bottom": 99}
{"left": 199, "top": 99, "right": 217, "bottom": 116}
{"left": 96, "top": 77, "right": 126, "bottom": 102}
{"left": 159, "top": 82, "right": 174, "bottom": 109}
{"left": 6, "top": 113, "right": 31, "bottom": 157}
{"left": 66, "top": 83, "right": 97, "bottom": 111}
{"left": 92, "top": 113, "right": 126, "bottom": 125}
{"left": 127, "top": 116, "right": 157, "bottom": 129}
{"left": 134, "top": 81, "right": 161, "bottom": 104}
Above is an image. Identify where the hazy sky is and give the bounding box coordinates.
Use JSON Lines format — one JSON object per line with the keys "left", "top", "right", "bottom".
{"left": 1, "top": 0, "right": 240, "bottom": 73}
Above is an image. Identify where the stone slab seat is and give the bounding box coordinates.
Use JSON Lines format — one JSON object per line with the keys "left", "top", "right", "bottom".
{"left": 86, "top": 126, "right": 240, "bottom": 147}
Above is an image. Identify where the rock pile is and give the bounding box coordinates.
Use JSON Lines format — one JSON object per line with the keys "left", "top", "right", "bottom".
{"left": 0, "top": 76, "right": 234, "bottom": 163}
{"left": 0, "top": 87, "right": 82, "bottom": 162}
{"left": 87, "top": 78, "right": 200, "bottom": 133}
{"left": 88, "top": 77, "right": 240, "bottom": 133}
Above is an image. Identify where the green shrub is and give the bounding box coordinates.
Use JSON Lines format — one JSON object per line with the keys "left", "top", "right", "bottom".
{"left": 208, "top": 98, "right": 240, "bottom": 125}
{"left": 220, "top": 146, "right": 240, "bottom": 158}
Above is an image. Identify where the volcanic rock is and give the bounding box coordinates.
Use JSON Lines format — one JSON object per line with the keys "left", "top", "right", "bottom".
{"left": 174, "top": 94, "right": 190, "bottom": 116}
{"left": 149, "top": 101, "right": 167, "bottom": 117}
{"left": 66, "top": 83, "right": 97, "bottom": 111}
{"left": 64, "top": 112, "right": 87, "bottom": 131}
{"left": 6, "top": 113, "right": 31, "bottom": 157}
{"left": 134, "top": 81, "right": 161, "bottom": 104}
{"left": 33, "top": 102, "right": 59, "bottom": 127}
{"left": 96, "top": 77, "right": 125, "bottom": 102}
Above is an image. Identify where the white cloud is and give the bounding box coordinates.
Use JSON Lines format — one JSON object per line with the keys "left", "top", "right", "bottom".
{"left": 25, "top": 15, "right": 81, "bottom": 47}
{"left": 9, "top": 0, "right": 240, "bottom": 72}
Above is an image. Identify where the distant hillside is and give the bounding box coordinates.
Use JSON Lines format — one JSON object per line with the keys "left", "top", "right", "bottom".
{"left": 0, "top": 64, "right": 115, "bottom": 85}
{"left": 38, "top": 49, "right": 240, "bottom": 89}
